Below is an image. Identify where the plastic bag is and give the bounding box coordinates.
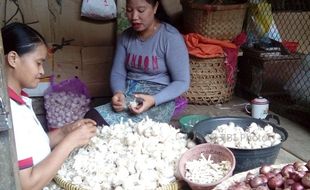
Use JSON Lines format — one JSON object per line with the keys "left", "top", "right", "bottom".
{"left": 173, "top": 96, "right": 188, "bottom": 117}
{"left": 44, "top": 76, "right": 90, "bottom": 97}
{"left": 44, "top": 77, "right": 91, "bottom": 130}
{"left": 81, "top": 0, "right": 117, "bottom": 20}
{"left": 251, "top": 1, "right": 282, "bottom": 41}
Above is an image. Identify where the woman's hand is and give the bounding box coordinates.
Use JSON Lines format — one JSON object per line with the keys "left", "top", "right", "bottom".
{"left": 112, "top": 92, "right": 125, "bottom": 112}
{"left": 129, "top": 94, "right": 155, "bottom": 114}
{"left": 19, "top": 119, "right": 97, "bottom": 190}
{"left": 61, "top": 118, "right": 97, "bottom": 136}
{"left": 65, "top": 121, "right": 97, "bottom": 149}
{"left": 49, "top": 118, "right": 97, "bottom": 148}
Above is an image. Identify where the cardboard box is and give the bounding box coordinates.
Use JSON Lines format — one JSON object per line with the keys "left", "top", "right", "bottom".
{"left": 53, "top": 46, "right": 82, "bottom": 82}
{"left": 48, "top": 0, "right": 116, "bottom": 46}
{"left": 80, "top": 46, "right": 114, "bottom": 97}
{"left": 49, "top": 45, "right": 114, "bottom": 97}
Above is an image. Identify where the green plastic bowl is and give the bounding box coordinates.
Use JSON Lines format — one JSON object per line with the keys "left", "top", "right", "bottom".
{"left": 179, "top": 114, "right": 209, "bottom": 133}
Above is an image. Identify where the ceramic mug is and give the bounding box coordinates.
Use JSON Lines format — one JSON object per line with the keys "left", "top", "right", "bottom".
{"left": 245, "top": 97, "right": 269, "bottom": 119}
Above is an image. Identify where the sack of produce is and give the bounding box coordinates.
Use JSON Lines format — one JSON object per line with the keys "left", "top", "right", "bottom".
{"left": 44, "top": 77, "right": 91, "bottom": 130}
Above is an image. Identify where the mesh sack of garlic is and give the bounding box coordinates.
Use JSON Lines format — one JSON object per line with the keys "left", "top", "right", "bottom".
{"left": 57, "top": 117, "right": 194, "bottom": 190}
{"left": 44, "top": 78, "right": 91, "bottom": 128}
{"left": 44, "top": 91, "right": 90, "bottom": 127}
{"left": 205, "top": 122, "right": 282, "bottom": 149}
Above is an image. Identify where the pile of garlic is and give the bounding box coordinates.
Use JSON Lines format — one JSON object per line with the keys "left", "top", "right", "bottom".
{"left": 205, "top": 122, "right": 282, "bottom": 149}
{"left": 58, "top": 117, "right": 193, "bottom": 190}
{"left": 185, "top": 154, "right": 231, "bottom": 184}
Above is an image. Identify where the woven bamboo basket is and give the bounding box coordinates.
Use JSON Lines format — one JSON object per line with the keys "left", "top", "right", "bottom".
{"left": 185, "top": 57, "right": 236, "bottom": 105}
{"left": 54, "top": 175, "right": 183, "bottom": 190}
{"left": 181, "top": 0, "right": 247, "bottom": 40}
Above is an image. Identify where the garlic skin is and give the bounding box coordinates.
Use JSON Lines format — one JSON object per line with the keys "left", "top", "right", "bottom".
{"left": 185, "top": 154, "right": 231, "bottom": 184}
{"left": 57, "top": 117, "right": 189, "bottom": 190}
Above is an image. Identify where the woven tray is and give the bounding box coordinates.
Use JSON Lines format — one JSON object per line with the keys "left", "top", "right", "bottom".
{"left": 54, "top": 175, "right": 182, "bottom": 190}
{"left": 181, "top": 0, "right": 247, "bottom": 40}
{"left": 185, "top": 57, "right": 236, "bottom": 105}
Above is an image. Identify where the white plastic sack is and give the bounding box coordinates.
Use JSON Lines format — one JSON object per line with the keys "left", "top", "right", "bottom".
{"left": 81, "top": 0, "right": 117, "bottom": 20}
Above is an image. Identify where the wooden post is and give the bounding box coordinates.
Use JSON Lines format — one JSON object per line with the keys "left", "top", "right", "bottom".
{"left": 0, "top": 28, "right": 21, "bottom": 190}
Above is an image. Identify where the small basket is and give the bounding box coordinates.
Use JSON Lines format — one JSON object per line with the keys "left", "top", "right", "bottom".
{"left": 185, "top": 57, "right": 236, "bottom": 105}
{"left": 181, "top": 0, "right": 248, "bottom": 40}
{"left": 54, "top": 175, "right": 182, "bottom": 190}
{"left": 178, "top": 143, "right": 236, "bottom": 190}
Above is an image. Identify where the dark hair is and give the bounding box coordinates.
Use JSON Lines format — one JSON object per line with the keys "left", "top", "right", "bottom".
{"left": 1, "top": 22, "right": 47, "bottom": 55}
{"left": 144, "top": 0, "right": 159, "bottom": 7}
{"left": 127, "top": 0, "right": 172, "bottom": 24}
{"left": 154, "top": 1, "right": 172, "bottom": 24}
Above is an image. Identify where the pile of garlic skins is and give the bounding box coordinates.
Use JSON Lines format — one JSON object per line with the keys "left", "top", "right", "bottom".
{"left": 205, "top": 122, "right": 282, "bottom": 149}
{"left": 185, "top": 154, "right": 231, "bottom": 184}
{"left": 44, "top": 92, "right": 90, "bottom": 127}
{"left": 58, "top": 117, "right": 192, "bottom": 190}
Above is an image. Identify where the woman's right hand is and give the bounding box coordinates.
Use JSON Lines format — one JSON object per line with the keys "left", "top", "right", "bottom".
{"left": 65, "top": 122, "right": 97, "bottom": 149}
{"left": 112, "top": 92, "right": 125, "bottom": 112}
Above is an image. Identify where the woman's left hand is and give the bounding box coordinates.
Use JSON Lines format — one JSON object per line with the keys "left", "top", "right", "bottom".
{"left": 49, "top": 118, "right": 97, "bottom": 148}
{"left": 61, "top": 119, "right": 97, "bottom": 136}
{"left": 129, "top": 94, "right": 155, "bottom": 114}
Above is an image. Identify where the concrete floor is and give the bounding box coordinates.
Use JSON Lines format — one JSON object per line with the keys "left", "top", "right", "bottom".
{"left": 172, "top": 96, "right": 309, "bottom": 164}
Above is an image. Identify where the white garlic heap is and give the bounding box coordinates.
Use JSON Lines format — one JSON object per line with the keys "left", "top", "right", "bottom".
{"left": 205, "top": 122, "right": 282, "bottom": 149}
{"left": 58, "top": 117, "right": 193, "bottom": 190}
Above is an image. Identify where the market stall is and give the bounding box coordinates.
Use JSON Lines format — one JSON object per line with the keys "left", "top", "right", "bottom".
{"left": 1, "top": 0, "right": 309, "bottom": 190}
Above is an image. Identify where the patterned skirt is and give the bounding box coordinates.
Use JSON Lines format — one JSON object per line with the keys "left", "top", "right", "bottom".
{"left": 95, "top": 80, "right": 175, "bottom": 125}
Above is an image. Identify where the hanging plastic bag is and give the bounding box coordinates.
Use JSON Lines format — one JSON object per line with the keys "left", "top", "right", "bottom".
{"left": 252, "top": 1, "right": 282, "bottom": 41}
{"left": 44, "top": 77, "right": 91, "bottom": 130}
{"left": 81, "top": 0, "right": 117, "bottom": 20}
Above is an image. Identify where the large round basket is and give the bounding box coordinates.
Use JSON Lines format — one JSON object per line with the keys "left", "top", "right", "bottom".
{"left": 185, "top": 57, "right": 236, "bottom": 105}
{"left": 53, "top": 175, "right": 183, "bottom": 190}
{"left": 181, "top": 0, "right": 248, "bottom": 40}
